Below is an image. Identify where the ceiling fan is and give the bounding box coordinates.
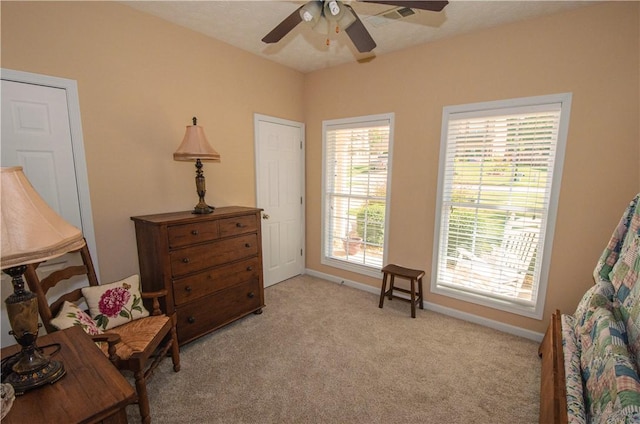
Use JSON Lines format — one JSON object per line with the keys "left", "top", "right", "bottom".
{"left": 262, "top": 1, "right": 449, "bottom": 53}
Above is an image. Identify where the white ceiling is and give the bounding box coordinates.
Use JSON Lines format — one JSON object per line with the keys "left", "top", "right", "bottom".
{"left": 123, "top": 0, "right": 596, "bottom": 73}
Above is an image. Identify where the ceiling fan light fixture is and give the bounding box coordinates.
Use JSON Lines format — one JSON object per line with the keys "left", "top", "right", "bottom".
{"left": 300, "top": 1, "right": 322, "bottom": 24}
{"left": 328, "top": 1, "right": 340, "bottom": 15}
{"left": 324, "top": 0, "right": 345, "bottom": 20}
{"left": 263, "top": 0, "right": 449, "bottom": 54}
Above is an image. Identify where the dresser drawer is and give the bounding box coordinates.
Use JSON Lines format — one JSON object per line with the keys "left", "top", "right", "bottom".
{"left": 172, "top": 257, "right": 260, "bottom": 305}
{"left": 219, "top": 214, "right": 257, "bottom": 238}
{"left": 176, "top": 279, "right": 263, "bottom": 344}
{"left": 170, "top": 234, "right": 258, "bottom": 277}
{"left": 168, "top": 220, "right": 219, "bottom": 249}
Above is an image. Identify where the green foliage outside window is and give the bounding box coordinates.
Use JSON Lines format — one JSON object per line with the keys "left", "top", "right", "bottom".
{"left": 355, "top": 202, "right": 385, "bottom": 246}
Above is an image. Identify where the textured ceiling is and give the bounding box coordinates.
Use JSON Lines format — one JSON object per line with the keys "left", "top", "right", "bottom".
{"left": 123, "top": 1, "right": 596, "bottom": 73}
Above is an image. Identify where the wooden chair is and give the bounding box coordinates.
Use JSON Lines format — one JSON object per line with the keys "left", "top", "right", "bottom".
{"left": 24, "top": 240, "right": 180, "bottom": 424}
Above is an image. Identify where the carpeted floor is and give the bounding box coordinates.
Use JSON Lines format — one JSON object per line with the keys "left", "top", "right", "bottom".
{"left": 126, "top": 274, "right": 540, "bottom": 423}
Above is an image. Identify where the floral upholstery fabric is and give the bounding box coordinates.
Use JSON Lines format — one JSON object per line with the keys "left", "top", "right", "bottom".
{"left": 562, "top": 314, "right": 587, "bottom": 424}
{"left": 601, "top": 409, "right": 640, "bottom": 424}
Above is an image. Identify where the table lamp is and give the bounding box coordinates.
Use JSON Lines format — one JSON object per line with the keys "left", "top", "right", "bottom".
{"left": 1, "top": 166, "right": 86, "bottom": 394}
{"left": 173, "top": 117, "right": 221, "bottom": 214}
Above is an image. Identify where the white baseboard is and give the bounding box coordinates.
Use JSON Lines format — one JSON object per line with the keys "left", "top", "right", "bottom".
{"left": 304, "top": 268, "right": 544, "bottom": 343}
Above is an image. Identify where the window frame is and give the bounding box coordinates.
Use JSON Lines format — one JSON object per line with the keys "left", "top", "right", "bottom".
{"left": 431, "top": 93, "right": 572, "bottom": 319}
{"left": 321, "top": 113, "right": 395, "bottom": 279}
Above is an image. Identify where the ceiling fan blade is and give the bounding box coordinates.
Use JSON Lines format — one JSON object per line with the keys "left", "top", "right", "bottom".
{"left": 344, "top": 5, "right": 377, "bottom": 53}
{"left": 358, "top": 1, "right": 448, "bottom": 12}
{"left": 262, "top": 5, "right": 304, "bottom": 44}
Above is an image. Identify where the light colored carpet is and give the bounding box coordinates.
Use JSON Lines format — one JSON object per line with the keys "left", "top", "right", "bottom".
{"left": 126, "top": 274, "right": 540, "bottom": 423}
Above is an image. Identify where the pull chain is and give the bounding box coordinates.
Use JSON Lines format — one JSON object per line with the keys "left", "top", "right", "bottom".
{"left": 326, "top": 25, "right": 341, "bottom": 46}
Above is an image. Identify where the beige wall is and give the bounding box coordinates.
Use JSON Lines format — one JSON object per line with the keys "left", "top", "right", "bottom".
{"left": 304, "top": 1, "right": 640, "bottom": 333}
{"left": 2, "top": 1, "right": 639, "bottom": 335}
{"left": 1, "top": 2, "right": 304, "bottom": 282}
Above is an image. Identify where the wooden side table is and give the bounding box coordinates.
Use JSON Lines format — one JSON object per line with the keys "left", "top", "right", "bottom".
{"left": 1, "top": 326, "right": 136, "bottom": 424}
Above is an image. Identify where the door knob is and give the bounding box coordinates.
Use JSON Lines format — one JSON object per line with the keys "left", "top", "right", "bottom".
{"left": 262, "top": 213, "right": 270, "bottom": 219}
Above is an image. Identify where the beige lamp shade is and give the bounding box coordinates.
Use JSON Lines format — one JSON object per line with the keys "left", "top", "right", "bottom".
{"left": 1, "top": 167, "right": 85, "bottom": 269}
{"left": 173, "top": 117, "right": 221, "bottom": 162}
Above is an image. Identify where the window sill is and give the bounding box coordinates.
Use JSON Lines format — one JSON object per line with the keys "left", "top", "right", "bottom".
{"left": 321, "top": 256, "right": 382, "bottom": 279}
{"left": 430, "top": 281, "right": 543, "bottom": 320}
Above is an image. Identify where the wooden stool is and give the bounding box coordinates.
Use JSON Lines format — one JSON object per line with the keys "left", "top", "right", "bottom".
{"left": 379, "top": 264, "right": 425, "bottom": 318}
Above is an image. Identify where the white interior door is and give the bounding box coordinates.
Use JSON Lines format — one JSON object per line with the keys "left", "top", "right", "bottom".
{"left": 0, "top": 70, "right": 96, "bottom": 348}
{"left": 2, "top": 81, "right": 81, "bottom": 222}
{"left": 255, "top": 114, "right": 305, "bottom": 288}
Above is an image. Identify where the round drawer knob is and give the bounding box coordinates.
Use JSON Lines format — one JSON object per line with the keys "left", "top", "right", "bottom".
{"left": 182, "top": 258, "right": 190, "bottom": 264}
{"left": 236, "top": 223, "right": 245, "bottom": 228}
{"left": 187, "top": 316, "right": 196, "bottom": 324}
{"left": 191, "top": 230, "right": 199, "bottom": 235}
{"left": 185, "top": 286, "right": 192, "bottom": 292}
{"left": 247, "top": 292, "right": 255, "bottom": 299}
{"left": 246, "top": 266, "right": 253, "bottom": 271}
{"left": 245, "top": 243, "right": 251, "bottom": 248}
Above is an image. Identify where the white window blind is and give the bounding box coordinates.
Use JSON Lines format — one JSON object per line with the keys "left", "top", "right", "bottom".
{"left": 432, "top": 94, "right": 571, "bottom": 318}
{"left": 322, "top": 114, "right": 393, "bottom": 277}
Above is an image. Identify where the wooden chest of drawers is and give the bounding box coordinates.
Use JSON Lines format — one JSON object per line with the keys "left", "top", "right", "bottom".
{"left": 131, "top": 206, "right": 264, "bottom": 345}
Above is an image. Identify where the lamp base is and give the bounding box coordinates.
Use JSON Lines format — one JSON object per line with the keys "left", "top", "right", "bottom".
{"left": 4, "top": 359, "right": 65, "bottom": 395}
{"left": 192, "top": 159, "right": 214, "bottom": 214}
{"left": 192, "top": 204, "right": 214, "bottom": 214}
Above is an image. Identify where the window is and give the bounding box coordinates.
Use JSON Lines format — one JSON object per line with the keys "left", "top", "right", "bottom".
{"left": 322, "top": 113, "right": 394, "bottom": 278}
{"left": 432, "top": 94, "right": 572, "bottom": 319}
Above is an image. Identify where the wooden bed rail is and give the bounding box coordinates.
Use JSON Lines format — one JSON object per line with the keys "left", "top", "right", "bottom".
{"left": 538, "top": 309, "right": 568, "bottom": 424}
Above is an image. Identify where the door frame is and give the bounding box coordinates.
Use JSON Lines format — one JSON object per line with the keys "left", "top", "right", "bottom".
{"left": 1, "top": 68, "right": 100, "bottom": 274}
{"left": 253, "top": 113, "right": 306, "bottom": 285}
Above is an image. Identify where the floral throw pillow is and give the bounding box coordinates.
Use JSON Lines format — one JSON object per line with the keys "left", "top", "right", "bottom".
{"left": 50, "top": 301, "right": 103, "bottom": 336}
{"left": 82, "top": 275, "right": 149, "bottom": 331}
